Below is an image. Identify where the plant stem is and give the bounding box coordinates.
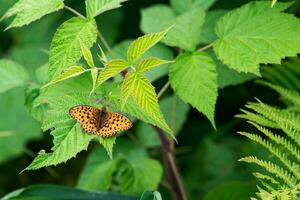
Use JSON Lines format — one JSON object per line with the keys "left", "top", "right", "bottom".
{"left": 197, "top": 43, "right": 213, "bottom": 52}
{"left": 155, "top": 85, "right": 187, "bottom": 200}
{"left": 64, "top": 5, "right": 86, "bottom": 19}
{"left": 155, "top": 127, "right": 187, "bottom": 200}
{"left": 157, "top": 81, "right": 170, "bottom": 99}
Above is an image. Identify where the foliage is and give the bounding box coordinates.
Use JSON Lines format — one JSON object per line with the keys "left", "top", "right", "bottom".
{"left": 0, "top": 0, "right": 300, "bottom": 199}
{"left": 78, "top": 140, "right": 163, "bottom": 195}
{"left": 1, "top": 0, "right": 64, "bottom": 30}
{"left": 214, "top": 2, "right": 299, "bottom": 75}
{"left": 237, "top": 64, "right": 300, "bottom": 199}
{"left": 169, "top": 52, "right": 217, "bottom": 127}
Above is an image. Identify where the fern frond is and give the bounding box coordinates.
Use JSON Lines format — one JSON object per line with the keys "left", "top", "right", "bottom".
{"left": 285, "top": 58, "right": 300, "bottom": 77}
{"left": 245, "top": 101, "right": 282, "bottom": 126}
{"left": 280, "top": 123, "right": 300, "bottom": 147}
{"left": 253, "top": 172, "right": 279, "bottom": 185}
{"left": 260, "top": 82, "right": 300, "bottom": 108}
{"left": 256, "top": 184, "right": 300, "bottom": 200}
{"left": 247, "top": 101, "right": 300, "bottom": 133}
{"left": 239, "top": 156, "right": 297, "bottom": 187}
{"left": 239, "top": 132, "right": 300, "bottom": 179}
{"left": 275, "top": 64, "right": 300, "bottom": 91}
{"left": 249, "top": 122, "right": 300, "bottom": 161}
{"left": 236, "top": 109, "right": 277, "bottom": 128}
{"left": 261, "top": 66, "right": 295, "bottom": 90}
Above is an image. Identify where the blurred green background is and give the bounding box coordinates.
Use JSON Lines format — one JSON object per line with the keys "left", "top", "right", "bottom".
{"left": 1, "top": 0, "right": 300, "bottom": 199}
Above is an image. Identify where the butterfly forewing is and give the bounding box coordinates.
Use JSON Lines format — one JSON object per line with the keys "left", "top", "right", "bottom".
{"left": 69, "top": 105, "right": 132, "bottom": 137}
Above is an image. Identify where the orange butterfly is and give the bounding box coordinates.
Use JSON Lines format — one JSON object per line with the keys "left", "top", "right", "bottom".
{"left": 69, "top": 105, "right": 132, "bottom": 137}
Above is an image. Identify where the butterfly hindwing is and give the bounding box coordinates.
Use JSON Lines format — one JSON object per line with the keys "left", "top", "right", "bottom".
{"left": 97, "top": 111, "right": 132, "bottom": 137}
{"left": 69, "top": 105, "right": 132, "bottom": 137}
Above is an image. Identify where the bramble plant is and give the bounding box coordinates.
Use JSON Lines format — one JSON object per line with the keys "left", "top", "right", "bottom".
{"left": 0, "top": 0, "right": 299, "bottom": 199}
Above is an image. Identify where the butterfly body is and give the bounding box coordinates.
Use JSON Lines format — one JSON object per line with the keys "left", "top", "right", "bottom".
{"left": 69, "top": 105, "right": 132, "bottom": 137}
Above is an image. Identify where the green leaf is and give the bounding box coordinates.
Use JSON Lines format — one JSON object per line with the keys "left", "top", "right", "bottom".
{"left": 49, "top": 17, "right": 97, "bottom": 78}
{"left": 217, "top": 63, "right": 255, "bottom": 89}
{"left": 42, "top": 66, "right": 86, "bottom": 88}
{"left": 1, "top": 0, "right": 64, "bottom": 30}
{"left": 109, "top": 40, "right": 174, "bottom": 82}
{"left": 98, "top": 136, "right": 116, "bottom": 159}
{"left": 117, "top": 158, "right": 163, "bottom": 195}
{"left": 0, "top": 59, "right": 29, "bottom": 93}
{"left": 171, "top": 0, "right": 216, "bottom": 14}
{"left": 135, "top": 123, "right": 160, "bottom": 148}
{"left": 206, "top": 50, "right": 255, "bottom": 89}
{"left": 96, "top": 82, "right": 171, "bottom": 134}
{"left": 204, "top": 182, "right": 257, "bottom": 200}
{"left": 35, "top": 64, "right": 49, "bottom": 84}
{"left": 127, "top": 28, "right": 170, "bottom": 64}
{"left": 141, "top": 6, "right": 205, "bottom": 51}
{"left": 25, "top": 85, "right": 47, "bottom": 122}
{"left": 169, "top": 52, "right": 217, "bottom": 128}
{"left": 90, "top": 68, "right": 98, "bottom": 94}
{"left": 78, "top": 140, "right": 161, "bottom": 195}
{"left": 25, "top": 124, "right": 95, "bottom": 171}
{"left": 77, "top": 147, "right": 118, "bottom": 191}
{"left": 137, "top": 96, "right": 190, "bottom": 148}
{"left": 25, "top": 75, "right": 99, "bottom": 170}
{"left": 214, "top": 1, "right": 299, "bottom": 75}
{"left": 165, "top": 7, "right": 205, "bottom": 51}
{"left": 140, "top": 191, "right": 162, "bottom": 200}
{"left": 136, "top": 57, "right": 172, "bottom": 73}
{"left": 96, "top": 59, "right": 129, "bottom": 87}
{"left": 199, "top": 10, "right": 227, "bottom": 44}
{"left": 122, "top": 72, "right": 173, "bottom": 138}
{"left": 2, "top": 184, "right": 138, "bottom": 200}
{"left": 0, "top": 88, "right": 41, "bottom": 163}
{"left": 80, "top": 43, "right": 95, "bottom": 68}
{"left": 86, "top": 0, "right": 127, "bottom": 18}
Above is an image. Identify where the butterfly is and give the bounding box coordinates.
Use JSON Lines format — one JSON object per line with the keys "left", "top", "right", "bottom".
{"left": 69, "top": 105, "right": 132, "bottom": 137}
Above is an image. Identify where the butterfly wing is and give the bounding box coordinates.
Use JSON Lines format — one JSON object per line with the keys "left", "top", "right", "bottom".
{"left": 69, "top": 105, "right": 100, "bottom": 134}
{"left": 96, "top": 111, "right": 132, "bottom": 137}
{"left": 69, "top": 105, "right": 132, "bottom": 137}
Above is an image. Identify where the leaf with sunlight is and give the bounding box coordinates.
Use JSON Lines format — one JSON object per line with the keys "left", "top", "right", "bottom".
{"left": 80, "top": 43, "right": 95, "bottom": 68}
{"left": 25, "top": 75, "right": 99, "bottom": 170}
{"left": 122, "top": 72, "right": 174, "bottom": 138}
{"left": 86, "top": 0, "right": 127, "bottom": 18}
{"left": 136, "top": 57, "right": 173, "bottom": 73}
{"left": 96, "top": 59, "right": 129, "bottom": 87}
{"left": 49, "top": 17, "right": 97, "bottom": 78}
{"left": 214, "top": 1, "right": 300, "bottom": 75}
{"left": 42, "top": 66, "right": 86, "bottom": 89}
{"left": 127, "top": 28, "right": 171, "bottom": 64}
{"left": 1, "top": 0, "right": 64, "bottom": 29}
